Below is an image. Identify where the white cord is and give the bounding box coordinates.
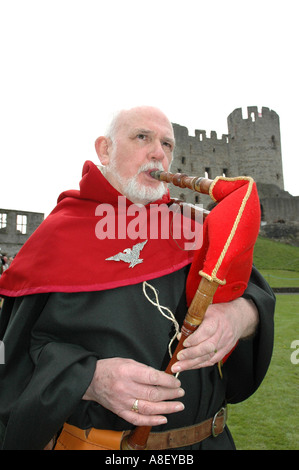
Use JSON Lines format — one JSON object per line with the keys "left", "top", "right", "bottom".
{"left": 142, "top": 281, "right": 180, "bottom": 358}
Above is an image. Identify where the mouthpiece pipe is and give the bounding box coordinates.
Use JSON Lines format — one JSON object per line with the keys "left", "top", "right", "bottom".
{"left": 150, "top": 170, "right": 213, "bottom": 195}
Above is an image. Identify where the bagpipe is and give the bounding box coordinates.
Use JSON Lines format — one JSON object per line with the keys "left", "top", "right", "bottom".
{"left": 121, "top": 170, "right": 261, "bottom": 450}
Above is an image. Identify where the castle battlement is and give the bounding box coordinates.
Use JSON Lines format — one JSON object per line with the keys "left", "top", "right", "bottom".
{"left": 172, "top": 124, "right": 229, "bottom": 145}
{"left": 170, "top": 106, "right": 285, "bottom": 213}
{"left": 228, "top": 106, "right": 279, "bottom": 125}
{"left": 170, "top": 107, "right": 299, "bottom": 225}
{"left": 194, "top": 129, "right": 229, "bottom": 143}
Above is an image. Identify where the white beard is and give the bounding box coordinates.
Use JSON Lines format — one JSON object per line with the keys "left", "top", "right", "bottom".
{"left": 102, "top": 161, "right": 167, "bottom": 204}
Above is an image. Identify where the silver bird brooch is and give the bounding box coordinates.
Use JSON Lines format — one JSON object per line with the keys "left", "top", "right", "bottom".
{"left": 105, "top": 240, "right": 148, "bottom": 268}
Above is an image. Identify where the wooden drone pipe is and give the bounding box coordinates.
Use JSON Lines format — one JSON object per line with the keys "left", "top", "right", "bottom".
{"left": 121, "top": 277, "right": 219, "bottom": 450}
{"left": 150, "top": 170, "right": 213, "bottom": 195}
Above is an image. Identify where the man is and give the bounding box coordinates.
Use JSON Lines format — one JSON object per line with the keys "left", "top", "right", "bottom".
{"left": 0, "top": 106, "right": 275, "bottom": 450}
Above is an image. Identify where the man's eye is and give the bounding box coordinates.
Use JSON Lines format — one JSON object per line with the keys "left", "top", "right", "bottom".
{"left": 163, "top": 141, "right": 172, "bottom": 150}
{"left": 137, "top": 134, "right": 147, "bottom": 141}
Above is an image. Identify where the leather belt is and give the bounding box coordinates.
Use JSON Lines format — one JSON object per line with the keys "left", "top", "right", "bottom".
{"left": 54, "top": 406, "right": 227, "bottom": 450}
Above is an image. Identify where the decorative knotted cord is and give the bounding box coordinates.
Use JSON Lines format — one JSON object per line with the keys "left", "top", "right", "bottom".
{"left": 142, "top": 281, "right": 180, "bottom": 358}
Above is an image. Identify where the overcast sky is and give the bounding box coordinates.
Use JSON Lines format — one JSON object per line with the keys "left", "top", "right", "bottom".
{"left": 1, "top": 0, "right": 298, "bottom": 217}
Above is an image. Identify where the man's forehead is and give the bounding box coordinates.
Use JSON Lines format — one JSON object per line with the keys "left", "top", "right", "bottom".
{"left": 118, "top": 107, "right": 174, "bottom": 138}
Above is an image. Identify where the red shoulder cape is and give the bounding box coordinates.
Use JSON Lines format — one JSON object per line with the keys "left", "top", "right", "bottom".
{"left": 0, "top": 161, "right": 194, "bottom": 297}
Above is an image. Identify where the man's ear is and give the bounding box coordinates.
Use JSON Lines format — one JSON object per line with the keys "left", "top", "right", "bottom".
{"left": 94, "top": 136, "right": 111, "bottom": 165}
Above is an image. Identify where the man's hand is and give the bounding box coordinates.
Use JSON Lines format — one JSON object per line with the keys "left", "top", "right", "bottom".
{"left": 82, "top": 298, "right": 258, "bottom": 424}
{"left": 171, "top": 297, "right": 259, "bottom": 374}
{"left": 82, "top": 358, "right": 185, "bottom": 426}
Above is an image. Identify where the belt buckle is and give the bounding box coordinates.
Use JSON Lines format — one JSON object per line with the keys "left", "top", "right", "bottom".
{"left": 212, "top": 406, "right": 227, "bottom": 438}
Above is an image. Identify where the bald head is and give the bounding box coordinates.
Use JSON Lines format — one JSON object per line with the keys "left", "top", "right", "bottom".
{"left": 105, "top": 106, "right": 174, "bottom": 145}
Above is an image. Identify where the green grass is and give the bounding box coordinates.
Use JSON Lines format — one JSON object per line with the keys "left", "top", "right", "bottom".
{"left": 228, "top": 294, "right": 299, "bottom": 450}
{"left": 259, "top": 270, "right": 299, "bottom": 288}
{"left": 228, "top": 239, "right": 299, "bottom": 449}
{"left": 253, "top": 237, "right": 299, "bottom": 288}
{"left": 253, "top": 237, "right": 299, "bottom": 272}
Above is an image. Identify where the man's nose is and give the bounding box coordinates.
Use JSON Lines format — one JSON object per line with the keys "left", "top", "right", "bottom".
{"left": 148, "top": 140, "right": 165, "bottom": 160}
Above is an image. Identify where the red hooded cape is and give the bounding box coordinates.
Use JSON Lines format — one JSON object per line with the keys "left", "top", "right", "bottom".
{"left": 0, "top": 161, "right": 194, "bottom": 297}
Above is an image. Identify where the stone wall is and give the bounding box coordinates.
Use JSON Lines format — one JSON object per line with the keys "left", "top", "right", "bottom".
{"left": 170, "top": 106, "right": 297, "bottom": 225}
{"left": 0, "top": 209, "right": 44, "bottom": 257}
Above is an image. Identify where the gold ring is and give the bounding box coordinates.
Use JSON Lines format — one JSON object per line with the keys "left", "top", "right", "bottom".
{"left": 131, "top": 399, "right": 139, "bottom": 413}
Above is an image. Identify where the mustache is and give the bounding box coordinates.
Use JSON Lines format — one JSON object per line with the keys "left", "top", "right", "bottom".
{"left": 137, "top": 161, "right": 164, "bottom": 174}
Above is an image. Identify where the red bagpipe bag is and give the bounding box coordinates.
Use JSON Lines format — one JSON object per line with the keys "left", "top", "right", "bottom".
{"left": 185, "top": 176, "right": 261, "bottom": 362}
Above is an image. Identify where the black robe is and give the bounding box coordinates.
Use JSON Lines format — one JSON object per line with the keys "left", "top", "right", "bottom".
{"left": 0, "top": 265, "right": 275, "bottom": 450}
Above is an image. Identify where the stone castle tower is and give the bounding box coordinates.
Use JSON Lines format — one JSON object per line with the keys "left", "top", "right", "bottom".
{"left": 171, "top": 106, "right": 283, "bottom": 195}
{"left": 170, "top": 106, "right": 290, "bottom": 214}
{"left": 170, "top": 106, "right": 299, "bottom": 237}
{"left": 227, "top": 107, "right": 283, "bottom": 190}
